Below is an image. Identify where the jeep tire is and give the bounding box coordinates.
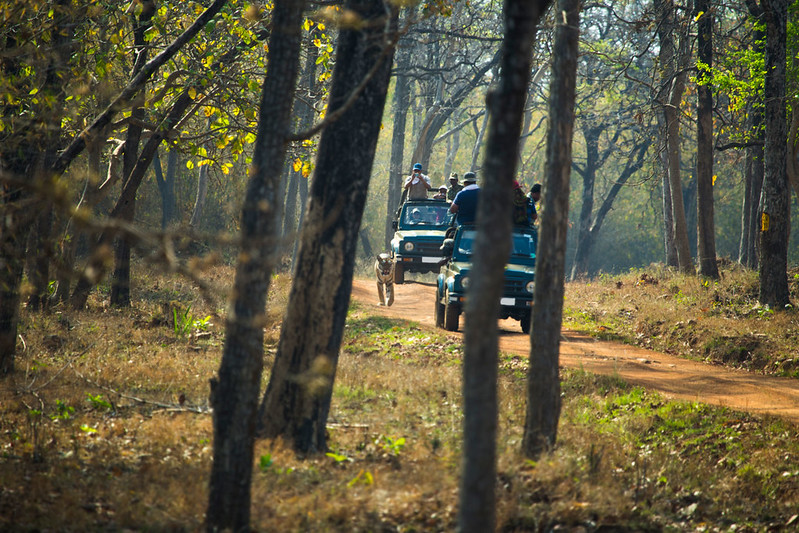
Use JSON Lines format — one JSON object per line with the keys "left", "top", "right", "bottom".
{"left": 444, "top": 295, "right": 459, "bottom": 331}
{"left": 520, "top": 312, "right": 531, "bottom": 334}
{"left": 394, "top": 262, "right": 404, "bottom": 284}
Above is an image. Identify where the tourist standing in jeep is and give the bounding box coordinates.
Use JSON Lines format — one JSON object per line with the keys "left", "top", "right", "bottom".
{"left": 449, "top": 172, "right": 479, "bottom": 225}
{"left": 404, "top": 163, "right": 431, "bottom": 200}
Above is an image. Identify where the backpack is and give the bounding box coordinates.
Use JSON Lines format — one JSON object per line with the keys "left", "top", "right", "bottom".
{"left": 512, "top": 189, "right": 530, "bottom": 225}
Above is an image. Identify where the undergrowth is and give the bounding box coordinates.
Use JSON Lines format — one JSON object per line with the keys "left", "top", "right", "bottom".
{"left": 563, "top": 264, "right": 799, "bottom": 377}
{"left": 1, "top": 264, "right": 798, "bottom": 531}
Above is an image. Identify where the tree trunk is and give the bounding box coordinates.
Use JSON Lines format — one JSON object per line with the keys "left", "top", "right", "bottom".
{"left": 386, "top": 32, "right": 411, "bottom": 247}
{"left": 442, "top": 112, "right": 461, "bottom": 179}
{"left": 523, "top": 0, "right": 578, "bottom": 459}
{"left": 190, "top": 157, "right": 209, "bottom": 229}
{"left": 258, "top": 0, "right": 396, "bottom": 453}
{"left": 741, "top": 3, "right": 765, "bottom": 269}
{"left": 469, "top": 108, "right": 490, "bottom": 171}
{"left": 110, "top": 1, "right": 156, "bottom": 308}
{"left": 0, "top": 187, "right": 30, "bottom": 375}
{"left": 205, "top": 0, "right": 306, "bottom": 530}
{"left": 655, "top": 0, "right": 690, "bottom": 271}
{"left": 759, "top": 0, "right": 790, "bottom": 308}
{"left": 152, "top": 147, "right": 179, "bottom": 230}
{"left": 457, "top": 0, "right": 553, "bottom": 528}
{"left": 0, "top": 0, "right": 76, "bottom": 372}
{"left": 695, "top": 0, "right": 718, "bottom": 279}
{"left": 740, "top": 104, "right": 764, "bottom": 268}
{"left": 284, "top": 29, "right": 320, "bottom": 251}
{"left": 26, "top": 205, "right": 54, "bottom": 311}
{"left": 570, "top": 124, "right": 598, "bottom": 280}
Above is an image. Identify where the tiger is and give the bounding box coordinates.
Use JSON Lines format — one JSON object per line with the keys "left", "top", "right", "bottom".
{"left": 374, "top": 253, "right": 395, "bottom": 307}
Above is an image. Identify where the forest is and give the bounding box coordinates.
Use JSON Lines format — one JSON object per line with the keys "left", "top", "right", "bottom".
{"left": 2, "top": 0, "right": 799, "bottom": 531}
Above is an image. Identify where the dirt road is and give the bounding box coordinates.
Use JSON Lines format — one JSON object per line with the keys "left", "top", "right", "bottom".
{"left": 351, "top": 278, "right": 799, "bottom": 425}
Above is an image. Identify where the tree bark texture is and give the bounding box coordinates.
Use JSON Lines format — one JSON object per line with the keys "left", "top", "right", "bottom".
{"left": 0, "top": 0, "right": 76, "bottom": 372}
{"left": 695, "top": 0, "right": 718, "bottom": 279}
{"left": 740, "top": 102, "right": 764, "bottom": 268}
{"left": 655, "top": 0, "right": 692, "bottom": 272}
{"left": 386, "top": 23, "right": 411, "bottom": 247}
{"left": 205, "top": 0, "right": 306, "bottom": 530}
{"left": 758, "top": 0, "right": 790, "bottom": 308}
{"left": 523, "top": 0, "right": 578, "bottom": 460}
{"left": 258, "top": 0, "right": 397, "bottom": 454}
{"left": 459, "top": 0, "right": 552, "bottom": 531}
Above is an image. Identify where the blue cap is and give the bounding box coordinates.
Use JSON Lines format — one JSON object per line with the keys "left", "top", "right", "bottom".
{"left": 413, "top": 163, "right": 422, "bottom": 170}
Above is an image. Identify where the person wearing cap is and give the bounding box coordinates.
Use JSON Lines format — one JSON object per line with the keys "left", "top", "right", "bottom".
{"left": 449, "top": 172, "right": 479, "bottom": 225}
{"left": 528, "top": 183, "right": 541, "bottom": 221}
{"left": 404, "top": 163, "right": 431, "bottom": 200}
{"left": 512, "top": 180, "right": 534, "bottom": 226}
{"left": 433, "top": 185, "right": 448, "bottom": 200}
{"left": 447, "top": 173, "right": 462, "bottom": 201}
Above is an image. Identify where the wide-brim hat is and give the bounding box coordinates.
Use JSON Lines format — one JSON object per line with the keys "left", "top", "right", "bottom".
{"left": 463, "top": 172, "right": 477, "bottom": 183}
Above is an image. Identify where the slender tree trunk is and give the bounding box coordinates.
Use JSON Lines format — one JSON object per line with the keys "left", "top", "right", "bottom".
{"left": 759, "top": 0, "right": 790, "bottom": 307}
{"left": 457, "top": 0, "right": 553, "bottom": 529}
{"left": 0, "top": 186, "right": 30, "bottom": 374}
{"left": 386, "top": 33, "right": 411, "bottom": 247}
{"left": 110, "top": 1, "right": 156, "bottom": 308}
{"left": 206, "top": 1, "right": 306, "bottom": 530}
{"left": 695, "top": 0, "right": 718, "bottom": 278}
{"left": 523, "top": 0, "right": 578, "bottom": 459}
{"left": 284, "top": 29, "right": 320, "bottom": 250}
{"left": 469, "top": 108, "right": 490, "bottom": 171}
{"left": 740, "top": 105, "right": 764, "bottom": 268}
{"left": 190, "top": 157, "right": 209, "bottom": 229}
{"left": 570, "top": 125, "right": 598, "bottom": 280}
{"left": 741, "top": 3, "right": 765, "bottom": 269}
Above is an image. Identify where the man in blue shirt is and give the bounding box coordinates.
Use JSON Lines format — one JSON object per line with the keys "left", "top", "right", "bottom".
{"left": 449, "top": 172, "right": 479, "bottom": 225}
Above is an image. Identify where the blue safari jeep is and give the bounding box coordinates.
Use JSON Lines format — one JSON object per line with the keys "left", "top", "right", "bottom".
{"left": 435, "top": 225, "right": 537, "bottom": 333}
{"left": 391, "top": 199, "right": 453, "bottom": 284}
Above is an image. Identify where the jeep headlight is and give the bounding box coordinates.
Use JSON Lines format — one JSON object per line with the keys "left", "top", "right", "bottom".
{"left": 403, "top": 242, "right": 414, "bottom": 252}
{"left": 461, "top": 276, "right": 470, "bottom": 289}
{"left": 525, "top": 280, "right": 535, "bottom": 293}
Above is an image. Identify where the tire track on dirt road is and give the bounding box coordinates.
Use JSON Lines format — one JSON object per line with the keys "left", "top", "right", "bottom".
{"left": 350, "top": 278, "right": 799, "bottom": 425}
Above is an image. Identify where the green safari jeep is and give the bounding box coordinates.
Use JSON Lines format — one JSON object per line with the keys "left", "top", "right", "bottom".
{"left": 390, "top": 199, "right": 453, "bottom": 284}
{"left": 435, "top": 225, "right": 537, "bottom": 333}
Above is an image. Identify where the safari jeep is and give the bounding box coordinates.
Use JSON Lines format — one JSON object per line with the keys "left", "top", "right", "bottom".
{"left": 391, "top": 199, "right": 453, "bottom": 284}
{"left": 435, "top": 225, "right": 537, "bottom": 333}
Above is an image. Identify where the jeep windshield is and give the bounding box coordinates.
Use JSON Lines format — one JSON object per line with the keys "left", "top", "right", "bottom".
{"left": 399, "top": 203, "right": 452, "bottom": 229}
{"left": 453, "top": 229, "right": 537, "bottom": 264}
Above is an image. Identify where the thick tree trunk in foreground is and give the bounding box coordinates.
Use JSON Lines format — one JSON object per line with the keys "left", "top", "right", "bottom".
{"left": 205, "top": 0, "right": 306, "bottom": 530}
{"left": 258, "top": 0, "right": 396, "bottom": 453}
{"left": 522, "top": 0, "right": 578, "bottom": 459}
{"left": 759, "top": 0, "right": 790, "bottom": 308}
{"left": 695, "top": 0, "right": 718, "bottom": 279}
{"left": 458, "top": 0, "right": 552, "bottom": 531}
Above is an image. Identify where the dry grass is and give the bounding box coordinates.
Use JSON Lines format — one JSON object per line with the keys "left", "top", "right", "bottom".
{"left": 1, "top": 263, "right": 799, "bottom": 531}
{"left": 564, "top": 263, "right": 799, "bottom": 376}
